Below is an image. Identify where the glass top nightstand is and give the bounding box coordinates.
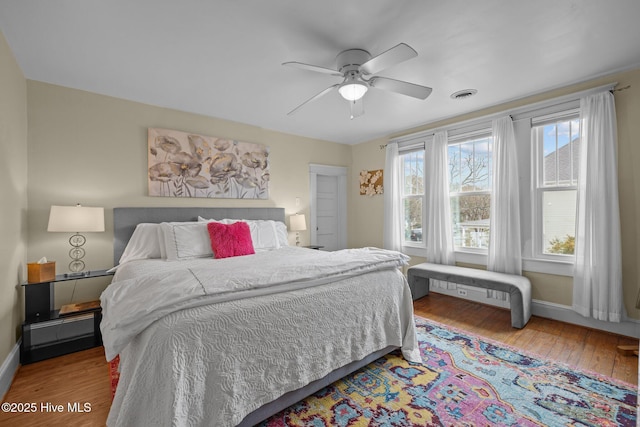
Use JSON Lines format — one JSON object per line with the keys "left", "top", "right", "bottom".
{"left": 303, "top": 245, "right": 324, "bottom": 250}
{"left": 20, "top": 269, "right": 114, "bottom": 364}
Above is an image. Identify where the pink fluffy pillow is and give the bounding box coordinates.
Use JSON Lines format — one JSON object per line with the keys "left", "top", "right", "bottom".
{"left": 207, "top": 221, "right": 255, "bottom": 259}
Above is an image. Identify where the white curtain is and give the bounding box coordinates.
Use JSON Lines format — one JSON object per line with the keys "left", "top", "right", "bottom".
{"left": 573, "top": 91, "right": 623, "bottom": 322}
{"left": 383, "top": 142, "right": 403, "bottom": 251}
{"left": 487, "top": 116, "right": 521, "bottom": 300}
{"left": 426, "top": 131, "right": 456, "bottom": 289}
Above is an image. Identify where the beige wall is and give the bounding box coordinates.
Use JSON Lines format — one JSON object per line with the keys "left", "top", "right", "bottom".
{"left": 348, "top": 137, "right": 387, "bottom": 249}
{"left": 0, "top": 31, "right": 28, "bottom": 363}
{"left": 26, "top": 81, "right": 351, "bottom": 305}
{"left": 348, "top": 68, "right": 640, "bottom": 320}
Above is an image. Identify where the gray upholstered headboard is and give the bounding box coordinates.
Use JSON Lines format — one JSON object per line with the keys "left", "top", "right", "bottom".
{"left": 113, "top": 207, "right": 286, "bottom": 265}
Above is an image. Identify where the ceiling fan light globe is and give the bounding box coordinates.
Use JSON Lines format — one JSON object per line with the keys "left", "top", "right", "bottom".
{"left": 338, "top": 82, "right": 368, "bottom": 101}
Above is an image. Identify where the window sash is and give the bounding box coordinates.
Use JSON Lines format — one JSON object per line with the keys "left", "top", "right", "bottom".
{"left": 402, "top": 195, "right": 423, "bottom": 245}
{"left": 400, "top": 151, "right": 426, "bottom": 247}
{"left": 448, "top": 134, "right": 492, "bottom": 252}
{"left": 533, "top": 117, "right": 580, "bottom": 189}
{"left": 531, "top": 114, "right": 579, "bottom": 261}
{"left": 401, "top": 151, "right": 425, "bottom": 197}
{"left": 450, "top": 191, "right": 491, "bottom": 250}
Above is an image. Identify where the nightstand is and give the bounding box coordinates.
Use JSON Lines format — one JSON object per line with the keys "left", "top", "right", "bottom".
{"left": 20, "top": 269, "right": 114, "bottom": 364}
{"left": 303, "top": 245, "right": 324, "bottom": 250}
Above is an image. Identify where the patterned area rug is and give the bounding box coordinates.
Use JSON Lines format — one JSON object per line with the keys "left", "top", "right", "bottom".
{"left": 109, "top": 355, "right": 119, "bottom": 399}
{"left": 108, "top": 317, "right": 637, "bottom": 426}
{"left": 260, "top": 317, "right": 637, "bottom": 426}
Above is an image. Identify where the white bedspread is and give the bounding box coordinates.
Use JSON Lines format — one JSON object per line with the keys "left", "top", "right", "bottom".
{"left": 103, "top": 246, "right": 420, "bottom": 427}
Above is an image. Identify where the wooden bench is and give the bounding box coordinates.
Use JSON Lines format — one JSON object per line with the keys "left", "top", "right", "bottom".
{"left": 407, "top": 262, "right": 532, "bottom": 328}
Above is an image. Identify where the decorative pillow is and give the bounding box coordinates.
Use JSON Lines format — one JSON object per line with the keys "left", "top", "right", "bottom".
{"left": 119, "top": 223, "right": 163, "bottom": 264}
{"left": 207, "top": 221, "right": 255, "bottom": 259}
{"left": 159, "top": 221, "right": 213, "bottom": 261}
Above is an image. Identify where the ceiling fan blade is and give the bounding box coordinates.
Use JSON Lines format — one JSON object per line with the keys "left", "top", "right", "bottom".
{"left": 360, "top": 43, "right": 417, "bottom": 75}
{"left": 369, "top": 77, "right": 432, "bottom": 100}
{"left": 349, "top": 98, "right": 364, "bottom": 120}
{"left": 287, "top": 84, "right": 339, "bottom": 115}
{"left": 282, "top": 61, "right": 342, "bottom": 76}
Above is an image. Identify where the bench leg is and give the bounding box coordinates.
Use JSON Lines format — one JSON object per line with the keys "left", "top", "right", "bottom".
{"left": 509, "top": 292, "right": 529, "bottom": 329}
{"left": 407, "top": 274, "right": 430, "bottom": 301}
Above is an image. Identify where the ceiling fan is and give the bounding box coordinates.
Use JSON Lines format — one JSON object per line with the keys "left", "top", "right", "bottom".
{"left": 283, "top": 43, "right": 432, "bottom": 119}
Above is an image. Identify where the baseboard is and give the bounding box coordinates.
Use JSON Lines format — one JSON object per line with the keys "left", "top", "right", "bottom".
{"left": 0, "top": 339, "right": 20, "bottom": 401}
{"left": 531, "top": 299, "right": 640, "bottom": 339}
{"left": 428, "top": 287, "right": 640, "bottom": 338}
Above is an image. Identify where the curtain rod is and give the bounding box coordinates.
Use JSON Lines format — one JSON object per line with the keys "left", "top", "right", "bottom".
{"left": 387, "top": 82, "right": 620, "bottom": 147}
{"left": 380, "top": 115, "right": 513, "bottom": 150}
{"left": 611, "top": 85, "right": 631, "bottom": 93}
{"left": 380, "top": 83, "right": 630, "bottom": 150}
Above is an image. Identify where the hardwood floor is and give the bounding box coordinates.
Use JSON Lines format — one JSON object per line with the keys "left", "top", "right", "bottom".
{"left": 1, "top": 293, "right": 637, "bottom": 426}
{"left": 0, "top": 346, "right": 110, "bottom": 426}
{"left": 413, "top": 293, "right": 639, "bottom": 385}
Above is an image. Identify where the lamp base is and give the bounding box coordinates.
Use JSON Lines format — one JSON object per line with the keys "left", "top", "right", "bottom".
{"left": 68, "top": 232, "right": 87, "bottom": 273}
{"left": 296, "top": 232, "right": 300, "bottom": 246}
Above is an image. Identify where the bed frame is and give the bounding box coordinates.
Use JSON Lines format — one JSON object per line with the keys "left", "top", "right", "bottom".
{"left": 112, "top": 206, "right": 396, "bottom": 426}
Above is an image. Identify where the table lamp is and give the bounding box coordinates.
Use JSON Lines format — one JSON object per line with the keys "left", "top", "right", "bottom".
{"left": 289, "top": 214, "right": 307, "bottom": 247}
{"left": 47, "top": 204, "right": 105, "bottom": 275}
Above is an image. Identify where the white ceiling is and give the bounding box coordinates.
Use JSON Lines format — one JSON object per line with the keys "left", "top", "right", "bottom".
{"left": 1, "top": 0, "right": 640, "bottom": 145}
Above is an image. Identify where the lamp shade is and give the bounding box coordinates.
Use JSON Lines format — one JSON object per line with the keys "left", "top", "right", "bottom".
{"left": 289, "top": 214, "right": 307, "bottom": 232}
{"left": 47, "top": 205, "right": 105, "bottom": 232}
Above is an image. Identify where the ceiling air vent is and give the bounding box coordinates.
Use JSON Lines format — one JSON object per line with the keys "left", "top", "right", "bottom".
{"left": 450, "top": 89, "right": 477, "bottom": 100}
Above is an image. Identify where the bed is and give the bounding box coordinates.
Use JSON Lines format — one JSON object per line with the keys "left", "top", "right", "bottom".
{"left": 102, "top": 207, "right": 420, "bottom": 426}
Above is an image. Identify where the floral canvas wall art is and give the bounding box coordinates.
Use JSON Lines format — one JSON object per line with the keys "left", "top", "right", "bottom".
{"left": 148, "top": 128, "right": 269, "bottom": 199}
{"left": 359, "top": 169, "right": 383, "bottom": 196}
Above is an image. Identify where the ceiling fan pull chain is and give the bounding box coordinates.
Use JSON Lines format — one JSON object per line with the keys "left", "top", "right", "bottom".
{"left": 350, "top": 98, "right": 364, "bottom": 120}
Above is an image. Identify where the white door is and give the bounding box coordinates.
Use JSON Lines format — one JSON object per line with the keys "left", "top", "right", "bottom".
{"left": 309, "top": 164, "right": 347, "bottom": 251}
{"left": 316, "top": 175, "right": 339, "bottom": 250}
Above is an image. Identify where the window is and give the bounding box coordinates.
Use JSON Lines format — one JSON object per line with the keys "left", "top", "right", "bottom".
{"left": 400, "top": 150, "right": 424, "bottom": 245}
{"left": 390, "top": 84, "right": 609, "bottom": 275}
{"left": 532, "top": 116, "right": 579, "bottom": 258}
{"left": 448, "top": 136, "right": 492, "bottom": 250}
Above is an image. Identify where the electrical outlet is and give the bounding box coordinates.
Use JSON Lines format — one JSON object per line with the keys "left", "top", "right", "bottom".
{"left": 457, "top": 289, "right": 468, "bottom": 297}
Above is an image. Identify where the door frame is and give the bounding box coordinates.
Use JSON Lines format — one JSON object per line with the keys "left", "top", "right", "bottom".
{"left": 309, "top": 164, "right": 348, "bottom": 249}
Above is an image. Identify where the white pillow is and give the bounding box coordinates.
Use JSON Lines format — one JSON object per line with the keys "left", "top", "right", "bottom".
{"left": 158, "top": 225, "right": 167, "bottom": 260}
{"left": 197, "top": 216, "right": 233, "bottom": 225}
{"left": 198, "top": 217, "right": 285, "bottom": 251}
{"left": 274, "top": 221, "right": 289, "bottom": 247}
{"left": 246, "top": 220, "right": 279, "bottom": 251}
{"left": 119, "top": 223, "right": 163, "bottom": 264}
{"left": 160, "top": 221, "right": 213, "bottom": 260}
